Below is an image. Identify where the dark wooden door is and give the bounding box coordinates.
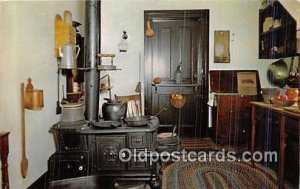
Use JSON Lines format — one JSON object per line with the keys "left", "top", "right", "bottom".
{"left": 144, "top": 10, "right": 209, "bottom": 137}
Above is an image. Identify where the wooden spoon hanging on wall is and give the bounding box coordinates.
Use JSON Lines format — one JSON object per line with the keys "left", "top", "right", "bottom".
{"left": 146, "top": 20, "right": 154, "bottom": 37}
{"left": 20, "top": 83, "right": 28, "bottom": 178}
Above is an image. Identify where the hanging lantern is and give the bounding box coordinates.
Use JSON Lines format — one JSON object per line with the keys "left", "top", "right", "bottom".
{"left": 119, "top": 31, "right": 128, "bottom": 52}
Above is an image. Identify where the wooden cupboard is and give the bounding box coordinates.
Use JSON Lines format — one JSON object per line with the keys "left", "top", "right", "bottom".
{"left": 250, "top": 102, "right": 299, "bottom": 188}
{"left": 212, "top": 94, "right": 255, "bottom": 151}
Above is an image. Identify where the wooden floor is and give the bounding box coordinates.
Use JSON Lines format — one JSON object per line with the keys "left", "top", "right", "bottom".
{"left": 181, "top": 137, "right": 252, "bottom": 153}
{"left": 181, "top": 137, "right": 217, "bottom": 151}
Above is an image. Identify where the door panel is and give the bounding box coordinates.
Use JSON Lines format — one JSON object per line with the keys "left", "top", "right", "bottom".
{"left": 153, "top": 21, "right": 193, "bottom": 83}
{"left": 179, "top": 26, "right": 192, "bottom": 81}
{"left": 155, "top": 27, "right": 171, "bottom": 78}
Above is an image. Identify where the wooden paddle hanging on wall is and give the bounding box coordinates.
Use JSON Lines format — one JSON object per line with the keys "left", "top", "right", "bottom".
{"left": 20, "top": 79, "right": 44, "bottom": 178}
{"left": 20, "top": 83, "right": 28, "bottom": 178}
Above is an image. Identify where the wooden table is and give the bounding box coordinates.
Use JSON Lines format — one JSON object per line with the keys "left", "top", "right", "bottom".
{"left": 0, "top": 132, "right": 10, "bottom": 189}
{"left": 250, "top": 102, "right": 299, "bottom": 189}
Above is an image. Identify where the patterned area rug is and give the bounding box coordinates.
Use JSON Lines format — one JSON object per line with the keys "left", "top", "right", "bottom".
{"left": 162, "top": 160, "right": 291, "bottom": 189}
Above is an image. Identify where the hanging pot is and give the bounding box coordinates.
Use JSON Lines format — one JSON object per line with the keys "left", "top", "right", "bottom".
{"left": 267, "top": 59, "right": 289, "bottom": 88}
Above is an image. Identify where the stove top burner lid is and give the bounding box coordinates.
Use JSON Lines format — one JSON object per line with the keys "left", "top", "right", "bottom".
{"left": 92, "top": 120, "right": 121, "bottom": 129}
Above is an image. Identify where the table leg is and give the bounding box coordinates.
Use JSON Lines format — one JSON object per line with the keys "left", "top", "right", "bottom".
{"left": 279, "top": 115, "right": 287, "bottom": 189}
{"left": 150, "top": 176, "right": 161, "bottom": 189}
{"left": 250, "top": 105, "right": 256, "bottom": 165}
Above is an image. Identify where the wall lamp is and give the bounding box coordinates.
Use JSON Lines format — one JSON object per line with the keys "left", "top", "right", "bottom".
{"left": 119, "top": 31, "right": 128, "bottom": 52}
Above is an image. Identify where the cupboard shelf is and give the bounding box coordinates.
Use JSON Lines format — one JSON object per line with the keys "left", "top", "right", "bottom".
{"left": 260, "top": 25, "right": 292, "bottom": 37}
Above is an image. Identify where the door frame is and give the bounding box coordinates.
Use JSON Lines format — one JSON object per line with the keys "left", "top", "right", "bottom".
{"left": 144, "top": 10, "right": 209, "bottom": 137}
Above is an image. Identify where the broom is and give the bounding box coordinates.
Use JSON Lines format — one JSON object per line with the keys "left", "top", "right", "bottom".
{"left": 135, "top": 52, "right": 142, "bottom": 93}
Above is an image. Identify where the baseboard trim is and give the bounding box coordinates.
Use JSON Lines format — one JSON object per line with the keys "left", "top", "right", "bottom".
{"left": 27, "top": 172, "right": 48, "bottom": 189}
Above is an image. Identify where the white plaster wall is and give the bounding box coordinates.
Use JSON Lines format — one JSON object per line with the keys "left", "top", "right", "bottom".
{"left": 280, "top": 0, "right": 300, "bottom": 30}
{"left": 0, "top": 0, "right": 298, "bottom": 188}
{"left": 101, "top": 0, "right": 272, "bottom": 97}
{"left": 102, "top": 0, "right": 298, "bottom": 94}
{"left": 0, "top": 1, "right": 84, "bottom": 188}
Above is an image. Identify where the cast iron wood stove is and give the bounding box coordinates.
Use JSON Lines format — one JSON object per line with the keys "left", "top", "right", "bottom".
{"left": 49, "top": 119, "right": 160, "bottom": 187}
{"left": 48, "top": 1, "right": 160, "bottom": 188}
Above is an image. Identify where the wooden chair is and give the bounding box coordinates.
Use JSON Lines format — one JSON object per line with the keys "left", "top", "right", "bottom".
{"left": 0, "top": 132, "right": 10, "bottom": 189}
{"left": 114, "top": 94, "right": 142, "bottom": 117}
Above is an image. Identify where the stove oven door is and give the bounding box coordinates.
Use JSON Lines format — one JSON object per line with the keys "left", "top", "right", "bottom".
{"left": 95, "top": 135, "right": 126, "bottom": 170}
{"left": 48, "top": 151, "right": 89, "bottom": 181}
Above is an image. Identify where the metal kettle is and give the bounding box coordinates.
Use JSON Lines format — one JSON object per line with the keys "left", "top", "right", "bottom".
{"left": 102, "top": 98, "right": 127, "bottom": 121}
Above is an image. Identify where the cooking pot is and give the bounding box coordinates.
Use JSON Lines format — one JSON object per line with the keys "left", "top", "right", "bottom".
{"left": 267, "top": 59, "right": 289, "bottom": 88}
{"left": 102, "top": 98, "right": 127, "bottom": 121}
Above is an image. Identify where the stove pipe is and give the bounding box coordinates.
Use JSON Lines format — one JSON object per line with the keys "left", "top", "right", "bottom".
{"left": 84, "top": 0, "right": 101, "bottom": 122}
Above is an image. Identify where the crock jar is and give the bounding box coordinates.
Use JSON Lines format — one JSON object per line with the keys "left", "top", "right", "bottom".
{"left": 61, "top": 103, "right": 85, "bottom": 123}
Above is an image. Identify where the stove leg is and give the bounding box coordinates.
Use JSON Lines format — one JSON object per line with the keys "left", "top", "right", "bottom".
{"left": 149, "top": 177, "right": 161, "bottom": 189}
